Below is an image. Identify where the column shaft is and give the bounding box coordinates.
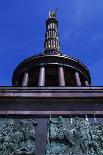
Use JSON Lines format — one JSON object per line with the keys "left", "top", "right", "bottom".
{"left": 38, "top": 66, "right": 45, "bottom": 86}
{"left": 75, "top": 71, "right": 81, "bottom": 86}
{"left": 84, "top": 80, "right": 89, "bottom": 86}
{"left": 22, "top": 72, "right": 29, "bottom": 86}
{"left": 59, "top": 66, "right": 65, "bottom": 86}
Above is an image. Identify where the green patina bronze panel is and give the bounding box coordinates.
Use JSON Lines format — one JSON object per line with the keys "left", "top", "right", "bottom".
{"left": 46, "top": 116, "right": 103, "bottom": 155}
{"left": 0, "top": 118, "right": 37, "bottom": 155}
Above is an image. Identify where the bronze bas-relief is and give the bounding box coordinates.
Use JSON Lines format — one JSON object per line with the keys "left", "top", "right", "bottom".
{"left": 46, "top": 116, "right": 103, "bottom": 155}
{"left": 0, "top": 118, "right": 37, "bottom": 155}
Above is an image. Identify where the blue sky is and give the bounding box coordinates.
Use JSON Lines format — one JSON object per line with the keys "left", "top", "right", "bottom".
{"left": 0, "top": 0, "right": 103, "bottom": 86}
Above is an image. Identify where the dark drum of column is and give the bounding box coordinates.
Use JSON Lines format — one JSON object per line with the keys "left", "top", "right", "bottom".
{"left": 58, "top": 66, "right": 65, "bottom": 86}
{"left": 84, "top": 80, "right": 89, "bottom": 86}
{"left": 22, "top": 72, "right": 29, "bottom": 86}
{"left": 38, "top": 66, "right": 45, "bottom": 86}
{"left": 75, "top": 71, "right": 82, "bottom": 86}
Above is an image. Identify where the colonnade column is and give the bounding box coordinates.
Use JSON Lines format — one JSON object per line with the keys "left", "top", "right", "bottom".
{"left": 84, "top": 80, "right": 89, "bottom": 86}
{"left": 58, "top": 66, "right": 65, "bottom": 86}
{"left": 38, "top": 65, "right": 45, "bottom": 86}
{"left": 22, "top": 72, "right": 29, "bottom": 86}
{"left": 75, "top": 71, "right": 81, "bottom": 86}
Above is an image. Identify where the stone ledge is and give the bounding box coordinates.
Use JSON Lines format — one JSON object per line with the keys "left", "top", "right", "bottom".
{"left": 0, "top": 86, "right": 103, "bottom": 98}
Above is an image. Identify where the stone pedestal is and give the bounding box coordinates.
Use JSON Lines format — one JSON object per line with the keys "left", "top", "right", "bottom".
{"left": 0, "top": 86, "right": 103, "bottom": 155}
